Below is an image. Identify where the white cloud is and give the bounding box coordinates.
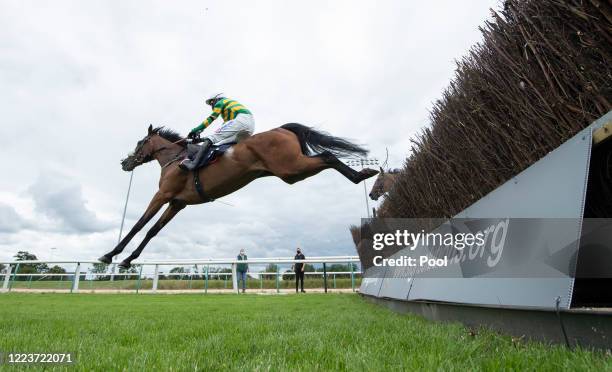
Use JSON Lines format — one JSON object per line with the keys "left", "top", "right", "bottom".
{"left": 27, "top": 170, "right": 114, "bottom": 233}
{"left": 0, "top": 203, "right": 27, "bottom": 233}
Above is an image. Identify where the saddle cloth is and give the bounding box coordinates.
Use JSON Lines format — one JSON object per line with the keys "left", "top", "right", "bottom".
{"left": 186, "top": 142, "right": 235, "bottom": 170}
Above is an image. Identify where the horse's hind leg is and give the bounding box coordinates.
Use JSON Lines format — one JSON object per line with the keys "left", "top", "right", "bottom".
{"left": 279, "top": 151, "right": 378, "bottom": 184}
{"left": 119, "top": 199, "right": 186, "bottom": 268}
{"left": 316, "top": 151, "right": 378, "bottom": 184}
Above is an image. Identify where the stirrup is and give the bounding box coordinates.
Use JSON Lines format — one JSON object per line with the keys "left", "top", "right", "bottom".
{"left": 179, "top": 159, "right": 195, "bottom": 171}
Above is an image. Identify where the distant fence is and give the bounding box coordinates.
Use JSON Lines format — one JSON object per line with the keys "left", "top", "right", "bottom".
{"left": 0, "top": 256, "right": 361, "bottom": 294}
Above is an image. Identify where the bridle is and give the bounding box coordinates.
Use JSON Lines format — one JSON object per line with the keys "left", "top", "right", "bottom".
{"left": 371, "top": 174, "right": 385, "bottom": 196}
{"left": 133, "top": 135, "right": 186, "bottom": 166}
{"left": 371, "top": 168, "right": 398, "bottom": 198}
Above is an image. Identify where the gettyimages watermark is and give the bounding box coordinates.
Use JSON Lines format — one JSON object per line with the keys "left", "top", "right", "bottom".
{"left": 371, "top": 219, "right": 506, "bottom": 268}
{"left": 358, "top": 218, "right": 612, "bottom": 279}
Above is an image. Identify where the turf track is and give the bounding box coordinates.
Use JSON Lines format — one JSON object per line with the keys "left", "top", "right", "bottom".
{"left": 0, "top": 293, "right": 609, "bottom": 371}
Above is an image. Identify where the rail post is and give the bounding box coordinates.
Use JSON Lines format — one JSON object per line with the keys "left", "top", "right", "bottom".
{"left": 350, "top": 262, "right": 355, "bottom": 292}
{"left": 333, "top": 273, "right": 336, "bottom": 289}
{"left": 135, "top": 264, "right": 143, "bottom": 294}
{"left": 276, "top": 267, "right": 280, "bottom": 294}
{"left": 2, "top": 264, "right": 13, "bottom": 292}
{"left": 323, "top": 263, "right": 328, "bottom": 293}
{"left": 110, "top": 263, "right": 116, "bottom": 282}
{"left": 231, "top": 263, "right": 238, "bottom": 294}
{"left": 152, "top": 264, "right": 159, "bottom": 293}
{"left": 9, "top": 263, "right": 19, "bottom": 292}
{"left": 194, "top": 264, "right": 199, "bottom": 286}
{"left": 88, "top": 268, "right": 94, "bottom": 291}
{"left": 71, "top": 262, "right": 81, "bottom": 293}
{"left": 205, "top": 265, "right": 209, "bottom": 294}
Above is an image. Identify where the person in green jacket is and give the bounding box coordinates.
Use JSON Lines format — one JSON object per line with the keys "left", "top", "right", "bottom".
{"left": 237, "top": 249, "right": 249, "bottom": 293}
{"left": 180, "top": 94, "right": 255, "bottom": 171}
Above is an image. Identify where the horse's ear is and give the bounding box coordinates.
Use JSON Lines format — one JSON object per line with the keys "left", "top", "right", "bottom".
{"left": 148, "top": 124, "right": 153, "bottom": 134}
{"left": 379, "top": 166, "right": 384, "bottom": 173}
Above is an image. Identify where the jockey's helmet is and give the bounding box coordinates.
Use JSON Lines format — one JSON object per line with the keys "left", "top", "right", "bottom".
{"left": 206, "top": 93, "right": 225, "bottom": 107}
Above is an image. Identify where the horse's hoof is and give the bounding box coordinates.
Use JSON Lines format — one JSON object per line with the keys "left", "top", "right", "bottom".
{"left": 118, "top": 261, "right": 131, "bottom": 269}
{"left": 98, "top": 255, "right": 112, "bottom": 264}
{"left": 361, "top": 168, "right": 379, "bottom": 179}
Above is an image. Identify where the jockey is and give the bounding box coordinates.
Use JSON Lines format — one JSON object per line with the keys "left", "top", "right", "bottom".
{"left": 179, "top": 94, "right": 255, "bottom": 171}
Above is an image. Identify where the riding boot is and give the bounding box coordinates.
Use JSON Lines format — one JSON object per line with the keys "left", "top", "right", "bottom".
{"left": 179, "top": 139, "right": 213, "bottom": 171}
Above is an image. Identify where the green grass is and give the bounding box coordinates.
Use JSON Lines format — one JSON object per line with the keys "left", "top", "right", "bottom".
{"left": 10, "top": 278, "right": 361, "bottom": 290}
{"left": 0, "top": 294, "right": 609, "bottom": 371}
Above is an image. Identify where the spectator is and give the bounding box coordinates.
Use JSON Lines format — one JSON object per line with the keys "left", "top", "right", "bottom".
{"left": 237, "top": 249, "right": 248, "bottom": 293}
{"left": 294, "top": 247, "right": 306, "bottom": 293}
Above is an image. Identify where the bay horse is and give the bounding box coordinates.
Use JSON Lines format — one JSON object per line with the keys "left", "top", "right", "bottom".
{"left": 369, "top": 168, "right": 400, "bottom": 201}
{"left": 99, "top": 124, "right": 378, "bottom": 268}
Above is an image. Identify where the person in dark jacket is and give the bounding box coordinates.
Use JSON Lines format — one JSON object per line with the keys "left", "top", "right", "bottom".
{"left": 237, "top": 249, "right": 248, "bottom": 293}
{"left": 293, "top": 247, "right": 306, "bottom": 293}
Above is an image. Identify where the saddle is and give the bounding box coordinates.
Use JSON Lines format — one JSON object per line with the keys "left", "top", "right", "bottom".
{"left": 186, "top": 142, "right": 235, "bottom": 170}
{"left": 185, "top": 142, "right": 235, "bottom": 203}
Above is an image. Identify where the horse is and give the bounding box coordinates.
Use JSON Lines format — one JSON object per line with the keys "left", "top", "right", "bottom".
{"left": 99, "top": 123, "right": 379, "bottom": 268}
{"left": 369, "top": 167, "right": 400, "bottom": 201}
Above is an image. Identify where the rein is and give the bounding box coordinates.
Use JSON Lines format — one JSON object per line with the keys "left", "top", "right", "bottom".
{"left": 171, "top": 138, "right": 187, "bottom": 145}
{"left": 161, "top": 152, "right": 186, "bottom": 169}
{"left": 133, "top": 136, "right": 195, "bottom": 169}
{"left": 150, "top": 137, "right": 186, "bottom": 155}
{"left": 152, "top": 138, "right": 188, "bottom": 168}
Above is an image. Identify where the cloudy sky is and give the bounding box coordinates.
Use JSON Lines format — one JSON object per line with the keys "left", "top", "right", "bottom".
{"left": 0, "top": 0, "right": 498, "bottom": 268}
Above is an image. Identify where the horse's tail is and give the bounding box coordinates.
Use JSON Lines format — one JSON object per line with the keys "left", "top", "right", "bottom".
{"left": 280, "top": 123, "right": 368, "bottom": 158}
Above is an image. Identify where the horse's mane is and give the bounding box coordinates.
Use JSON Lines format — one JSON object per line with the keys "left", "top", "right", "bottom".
{"left": 154, "top": 126, "right": 185, "bottom": 146}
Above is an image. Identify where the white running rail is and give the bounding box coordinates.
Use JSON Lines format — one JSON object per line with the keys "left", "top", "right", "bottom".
{"left": 0, "top": 256, "right": 361, "bottom": 294}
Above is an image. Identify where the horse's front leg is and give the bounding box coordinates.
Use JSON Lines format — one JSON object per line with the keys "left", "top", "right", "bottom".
{"left": 98, "top": 192, "right": 170, "bottom": 264}
{"left": 118, "top": 199, "right": 186, "bottom": 268}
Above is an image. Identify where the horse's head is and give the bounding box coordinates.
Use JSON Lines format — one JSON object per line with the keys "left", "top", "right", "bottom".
{"left": 121, "top": 125, "right": 160, "bottom": 171}
{"left": 369, "top": 167, "right": 400, "bottom": 201}
{"left": 369, "top": 167, "right": 387, "bottom": 201}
